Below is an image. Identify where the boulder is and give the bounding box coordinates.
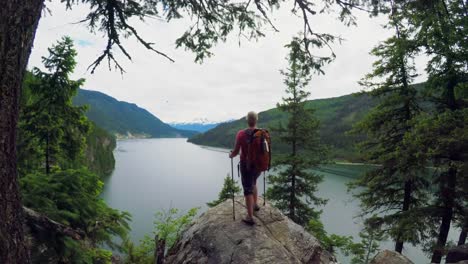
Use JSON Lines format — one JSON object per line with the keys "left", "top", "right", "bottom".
{"left": 446, "top": 244, "right": 468, "bottom": 263}
{"left": 370, "top": 250, "right": 414, "bottom": 264}
{"left": 165, "top": 196, "right": 337, "bottom": 264}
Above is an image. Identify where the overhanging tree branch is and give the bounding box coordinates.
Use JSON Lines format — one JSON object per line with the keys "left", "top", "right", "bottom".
{"left": 23, "top": 207, "right": 84, "bottom": 240}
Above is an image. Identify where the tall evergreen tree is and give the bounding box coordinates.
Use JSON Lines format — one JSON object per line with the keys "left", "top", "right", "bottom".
{"left": 350, "top": 2, "right": 430, "bottom": 254}
{"left": 268, "top": 38, "right": 327, "bottom": 226}
{"left": 404, "top": 1, "right": 468, "bottom": 262}
{"left": 19, "top": 36, "right": 90, "bottom": 175}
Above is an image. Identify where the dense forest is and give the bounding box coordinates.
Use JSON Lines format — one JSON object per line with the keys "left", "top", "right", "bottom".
{"left": 16, "top": 37, "right": 130, "bottom": 263}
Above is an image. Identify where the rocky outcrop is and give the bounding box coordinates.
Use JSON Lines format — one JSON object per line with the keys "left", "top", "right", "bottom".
{"left": 166, "top": 197, "right": 337, "bottom": 264}
{"left": 446, "top": 244, "right": 468, "bottom": 263}
{"left": 370, "top": 250, "right": 414, "bottom": 264}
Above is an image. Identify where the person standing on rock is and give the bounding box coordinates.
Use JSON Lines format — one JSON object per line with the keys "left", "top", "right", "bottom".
{"left": 229, "top": 111, "right": 271, "bottom": 225}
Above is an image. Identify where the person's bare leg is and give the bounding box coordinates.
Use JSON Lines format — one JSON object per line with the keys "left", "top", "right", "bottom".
{"left": 244, "top": 194, "right": 254, "bottom": 219}
{"left": 253, "top": 185, "right": 258, "bottom": 206}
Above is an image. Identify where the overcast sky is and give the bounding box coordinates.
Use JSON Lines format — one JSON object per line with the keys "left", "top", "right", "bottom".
{"left": 29, "top": 2, "right": 427, "bottom": 123}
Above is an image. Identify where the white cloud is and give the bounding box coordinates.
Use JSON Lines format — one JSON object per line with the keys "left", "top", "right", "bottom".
{"left": 29, "top": 2, "right": 427, "bottom": 123}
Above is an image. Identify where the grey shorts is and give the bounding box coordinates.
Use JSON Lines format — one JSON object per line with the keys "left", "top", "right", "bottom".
{"left": 240, "top": 162, "right": 261, "bottom": 196}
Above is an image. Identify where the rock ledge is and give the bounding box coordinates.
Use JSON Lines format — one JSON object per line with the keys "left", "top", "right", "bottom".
{"left": 370, "top": 250, "right": 414, "bottom": 264}
{"left": 166, "top": 197, "right": 336, "bottom": 264}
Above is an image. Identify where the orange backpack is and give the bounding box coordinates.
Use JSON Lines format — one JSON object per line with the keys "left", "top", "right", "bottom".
{"left": 245, "top": 129, "right": 271, "bottom": 172}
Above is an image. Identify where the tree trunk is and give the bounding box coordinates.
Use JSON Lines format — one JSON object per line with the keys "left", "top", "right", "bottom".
{"left": 155, "top": 235, "right": 166, "bottom": 264}
{"left": 0, "top": 1, "right": 44, "bottom": 263}
{"left": 395, "top": 180, "right": 412, "bottom": 253}
{"left": 458, "top": 226, "right": 467, "bottom": 246}
{"left": 431, "top": 166, "right": 457, "bottom": 263}
{"left": 289, "top": 139, "right": 296, "bottom": 221}
{"left": 364, "top": 231, "right": 374, "bottom": 264}
{"left": 45, "top": 132, "right": 50, "bottom": 174}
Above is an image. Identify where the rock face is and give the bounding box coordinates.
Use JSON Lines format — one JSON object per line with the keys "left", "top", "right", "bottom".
{"left": 166, "top": 197, "right": 337, "bottom": 264}
{"left": 446, "top": 244, "right": 468, "bottom": 263}
{"left": 370, "top": 250, "right": 414, "bottom": 264}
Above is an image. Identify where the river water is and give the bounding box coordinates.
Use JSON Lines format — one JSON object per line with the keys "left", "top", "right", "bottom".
{"left": 101, "top": 138, "right": 455, "bottom": 263}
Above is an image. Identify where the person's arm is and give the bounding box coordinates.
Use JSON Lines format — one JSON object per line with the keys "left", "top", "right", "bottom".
{"left": 229, "top": 132, "right": 241, "bottom": 158}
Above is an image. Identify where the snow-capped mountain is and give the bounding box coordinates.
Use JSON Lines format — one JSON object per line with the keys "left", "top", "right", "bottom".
{"left": 169, "top": 118, "right": 234, "bottom": 133}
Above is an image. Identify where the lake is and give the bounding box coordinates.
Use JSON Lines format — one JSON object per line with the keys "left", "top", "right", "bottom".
{"left": 101, "top": 138, "right": 453, "bottom": 263}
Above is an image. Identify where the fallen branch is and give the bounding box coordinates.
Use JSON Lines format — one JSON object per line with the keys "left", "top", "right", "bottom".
{"left": 23, "top": 207, "right": 84, "bottom": 240}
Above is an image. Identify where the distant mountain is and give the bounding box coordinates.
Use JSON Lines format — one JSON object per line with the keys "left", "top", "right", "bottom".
{"left": 188, "top": 92, "right": 377, "bottom": 162}
{"left": 170, "top": 123, "right": 219, "bottom": 133}
{"left": 74, "top": 89, "right": 197, "bottom": 138}
{"left": 169, "top": 119, "right": 234, "bottom": 133}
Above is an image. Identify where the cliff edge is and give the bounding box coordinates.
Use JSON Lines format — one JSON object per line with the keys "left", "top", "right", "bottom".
{"left": 165, "top": 196, "right": 337, "bottom": 264}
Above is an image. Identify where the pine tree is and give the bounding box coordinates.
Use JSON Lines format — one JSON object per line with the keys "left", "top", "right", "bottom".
{"left": 17, "top": 72, "right": 43, "bottom": 177}
{"left": 307, "top": 217, "right": 354, "bottom": 254}
{"left": 403, "top": 1, "right": 468, "bottom": 262}
{"left": 267, "top": 38, "right": 327, "bottom": 226}
{"left": 408, "top": 108, "right": 468, "bottom": 261}
{"left": 349, "top": 218, "right": 386, "bottom": 264}
{"left": 350, "top": 2, "right": 430, "bottom": 254}
{"left": 19, "top": 36, "right": 90, "bottom": 174}
{"left": 207, "top": 175, "right": 241, "bottom": 207}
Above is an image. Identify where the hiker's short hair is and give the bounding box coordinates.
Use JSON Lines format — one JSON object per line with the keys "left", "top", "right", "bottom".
{"left": 246, "top": 111, "right": 258, "bottom": 125}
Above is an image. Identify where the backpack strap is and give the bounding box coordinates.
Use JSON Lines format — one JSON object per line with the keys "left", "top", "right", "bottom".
{"left": 263, "top": 129, "right": 272, "bottom": 171}
{"left": 244, "top": 128, "right": 258, "bottom": 143}
{"left": 244, "top": 128, "right": 258, "bottom": 170}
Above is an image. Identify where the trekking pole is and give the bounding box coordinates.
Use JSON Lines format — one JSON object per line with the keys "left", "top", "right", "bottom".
{"left": 263, "top": 171, "right": 266, "bottom": 206}
{"left": 231, "top": 157, "right": 235, "bottom": 220}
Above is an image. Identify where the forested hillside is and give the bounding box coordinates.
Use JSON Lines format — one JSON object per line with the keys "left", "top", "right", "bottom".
{"left": 84, "top": 123, "right": 116, "bottom": 176}
{"left": 189, "top": 92, "right": 376, "bottom": 161}
{"left": 188, "top": 83, "right": 428, "bottom": 161}
{"left": 74, "top": 89, "right": 197, "bottom": 138}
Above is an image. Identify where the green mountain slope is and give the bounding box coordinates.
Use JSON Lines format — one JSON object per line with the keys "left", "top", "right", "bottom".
{"left": 188, "top": 92, "right": 377, "bottom": 161}
{"left": 74, "top": 89, "right": 197, "bottom": 138}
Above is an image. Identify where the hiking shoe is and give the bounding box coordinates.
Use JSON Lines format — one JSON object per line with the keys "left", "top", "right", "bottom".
{"left": 254, "top": 204, "right": 261, "bottom": 212}
{"left": 242, "top": 217, "right": 255, "bottom": 226}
